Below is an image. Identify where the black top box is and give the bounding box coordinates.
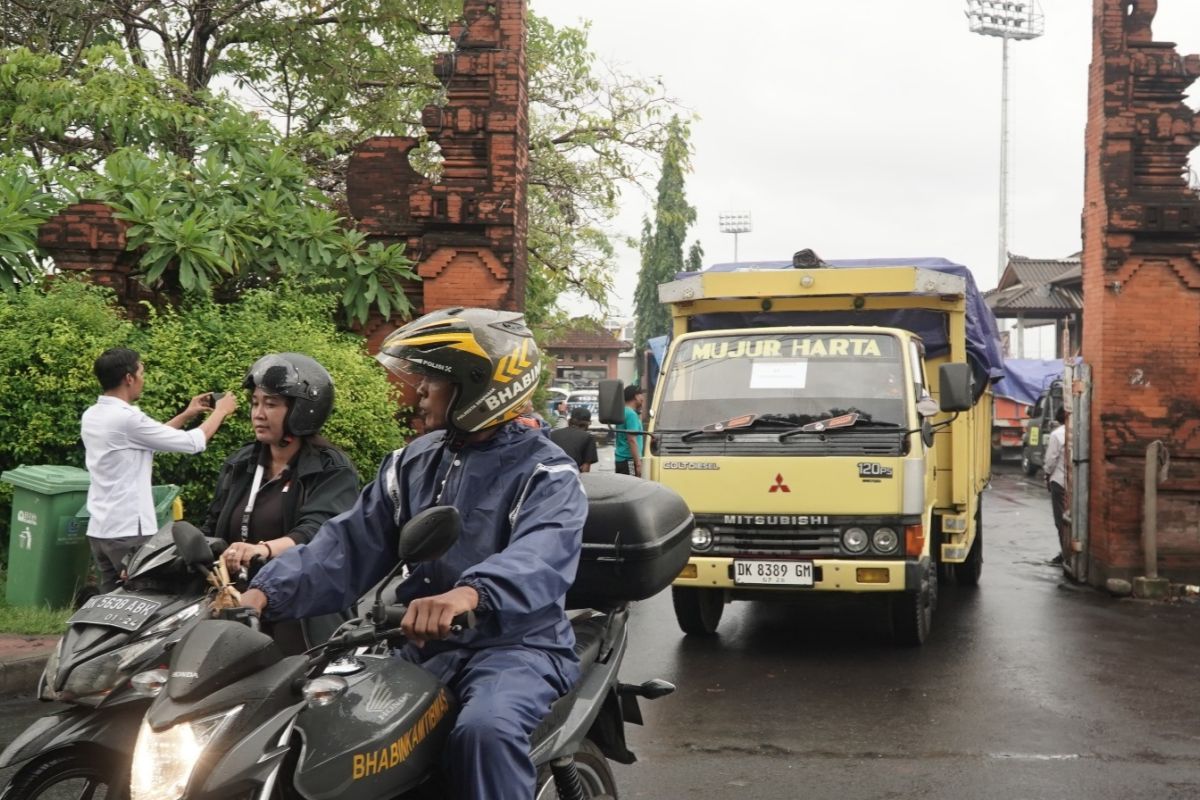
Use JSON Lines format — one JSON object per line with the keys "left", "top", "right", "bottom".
{"left": 567, "top": 472, "right": 694, "bottom": 608}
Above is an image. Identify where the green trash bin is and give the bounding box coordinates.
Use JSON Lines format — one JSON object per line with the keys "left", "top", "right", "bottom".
{"left": 151, "top": 484, "right": 182, "bottom": 529}
{"left": 1, "top": 465, "right": 93, "bottom": 608}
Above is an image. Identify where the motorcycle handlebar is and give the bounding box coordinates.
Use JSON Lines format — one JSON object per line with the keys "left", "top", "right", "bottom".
{"left": 378, "top": 605, "right": 476, "bottom": 634}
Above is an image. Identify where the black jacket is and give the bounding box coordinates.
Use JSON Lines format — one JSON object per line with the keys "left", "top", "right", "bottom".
{"left": 201, "top": 440, "right": 359, "bottom": 545}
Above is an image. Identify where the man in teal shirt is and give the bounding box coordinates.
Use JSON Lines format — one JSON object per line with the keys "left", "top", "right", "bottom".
{"left": 614, "top": 385, "right": 645, "bottom": 476}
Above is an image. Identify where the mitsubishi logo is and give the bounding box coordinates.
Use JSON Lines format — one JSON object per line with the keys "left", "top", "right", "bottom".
{"left": 769, "top": 474, "right": 790, "bottom": 493}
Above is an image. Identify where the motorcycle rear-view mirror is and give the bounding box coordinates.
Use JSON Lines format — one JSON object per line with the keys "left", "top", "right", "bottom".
{"left": 597, "top": 379, "right": 625, "bottom": 426}
{"left": 172, "top": 522, "right": 215, "bottom": 570}
{"left": 398, "top": 506, "right": 461, "bottom": 563}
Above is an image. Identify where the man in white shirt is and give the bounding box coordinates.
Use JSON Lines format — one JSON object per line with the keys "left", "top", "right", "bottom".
{"left": 81, "top": 348, "right": 239, "bottom": 591}
{"left": 1043, "top": 407, "right": 1068, "bottom": 565}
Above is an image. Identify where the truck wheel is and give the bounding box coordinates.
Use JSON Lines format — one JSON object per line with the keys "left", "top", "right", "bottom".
{"left": 954, "top": 501, "right": 983, "bottom": 586}
{"left": 891, "top": 565, "right": 933, "bottom": 646}
{"left": 672, "top": 587, "right": 723, "bottom": 636}
{"left": 1021, "top": 449, "right": 1038, "bottom": 476}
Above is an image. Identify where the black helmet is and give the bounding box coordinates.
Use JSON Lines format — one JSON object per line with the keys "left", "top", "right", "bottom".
{"left": 242, "top": 353, "right": 334, "bottom": 437}
{"left": 375, "top": 307, "right": 539, "bottom": 435}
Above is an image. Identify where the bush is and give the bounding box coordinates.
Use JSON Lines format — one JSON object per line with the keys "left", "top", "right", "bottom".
{"left": 0, "top": 281, "right": 406, "bottom": 567}
{"left": 131, "top": 287, "right": 407, "bottom": 516}
{"left": 0, "top": 281, "right": 133, "bottom": 557}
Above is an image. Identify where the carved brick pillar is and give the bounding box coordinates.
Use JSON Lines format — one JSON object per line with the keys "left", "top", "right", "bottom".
{"left": 346, "top": 0, "right": 530, "bottom": 352}
{"left": 1081, "top": 0, "right": 1200, "bottom": 583}
{"left": 37, "top": 202, "right": 152, "bottom": 318}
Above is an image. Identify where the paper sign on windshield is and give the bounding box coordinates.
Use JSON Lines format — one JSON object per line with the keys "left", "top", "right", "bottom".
{"left": 750, "top": 360, "right": 808, "bottom": 389}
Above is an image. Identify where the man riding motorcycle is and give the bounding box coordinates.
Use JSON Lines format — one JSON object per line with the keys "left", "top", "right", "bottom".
{"left": 237, "top": 307, "right": 587, "bottom": 800}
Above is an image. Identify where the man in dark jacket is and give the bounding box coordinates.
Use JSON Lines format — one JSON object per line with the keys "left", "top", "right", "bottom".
{"left": 238, "top": 308, "right": 586, "bottom": 800}
{"left": 549, "top": 407, "right": 599, "bottom": 472}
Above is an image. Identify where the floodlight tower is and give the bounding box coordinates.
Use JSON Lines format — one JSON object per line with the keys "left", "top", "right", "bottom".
{"left": 718, "top": 212, "right": 752, "bottom": 265}
{"left": 965, "top": 1, "right": 1044, "bottom": 285}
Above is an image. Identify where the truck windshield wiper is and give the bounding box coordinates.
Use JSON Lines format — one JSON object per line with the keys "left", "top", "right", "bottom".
{"left": 679, "top": 414, "right": 797, "bottom": 442}
{"left": 778, "top": 413, "right": 903, "bottom": 441}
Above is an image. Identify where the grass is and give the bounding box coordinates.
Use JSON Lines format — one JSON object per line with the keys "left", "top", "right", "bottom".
{"left": 0, "top": 572, "right": 72, "bottom": 636}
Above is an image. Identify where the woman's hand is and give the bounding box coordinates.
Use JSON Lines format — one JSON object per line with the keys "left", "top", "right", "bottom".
{"left": 222, "top": 541, "right": 270, "bottom": 571}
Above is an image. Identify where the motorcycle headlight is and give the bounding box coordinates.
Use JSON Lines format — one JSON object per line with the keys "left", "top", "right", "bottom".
{"left": 59, "top": 635, "right": 168, "bottom": 704}
{"left": 131, "top": 705, "right": 243, "bottom": 800}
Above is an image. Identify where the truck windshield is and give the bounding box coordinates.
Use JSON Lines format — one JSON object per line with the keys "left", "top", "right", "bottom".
{"left": 657, "top": 332, "right": 908, "bottom": 431}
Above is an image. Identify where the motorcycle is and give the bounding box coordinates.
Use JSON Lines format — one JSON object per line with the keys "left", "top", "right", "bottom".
{"left": 0, "top": 521, "right": 228, "bottom": 800}
{"left": 127, "top": 472, "right": 692, "bottom": 800}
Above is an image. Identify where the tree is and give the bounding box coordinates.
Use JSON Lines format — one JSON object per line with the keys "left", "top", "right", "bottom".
{"left": 0, "top": 46, "right": 416, "bottom": 323}
{"left": 633, "top": 117, "right": 695, "bottom": 351}
{"left": 686, "top": 240, "right": 704, "bottom": 272}
{"left": 0, "top": 3, "right": 683, "bottom": 323}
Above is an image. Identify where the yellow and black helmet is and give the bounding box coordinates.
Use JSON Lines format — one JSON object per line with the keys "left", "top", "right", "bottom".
{"left": 376, "top": 307, "right": 540, "bottom": 434}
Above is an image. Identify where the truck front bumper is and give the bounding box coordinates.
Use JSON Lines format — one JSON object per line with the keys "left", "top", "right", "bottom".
{"left": 674, "top": 556, "right": 925, "bottom": 592}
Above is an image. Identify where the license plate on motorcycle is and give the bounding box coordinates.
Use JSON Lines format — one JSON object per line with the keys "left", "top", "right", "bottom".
{"left": 68, "top": 594, "right": 162, "bottom": 631}
{"left": 733, "top": 560, "right": 814, "bottom": 587}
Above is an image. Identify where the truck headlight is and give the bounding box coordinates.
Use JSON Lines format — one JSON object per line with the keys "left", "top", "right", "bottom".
{"left": 691, "top": 526, "right": 713, "bottom": 551}
{"left": 842, "top": 527, "right": 869, "bottom": 554}
{"left": 872, "top": 527, "right": 900, "bottom": 554}
{"left": 130, "top": 705, "right": 242, "bottom": 800}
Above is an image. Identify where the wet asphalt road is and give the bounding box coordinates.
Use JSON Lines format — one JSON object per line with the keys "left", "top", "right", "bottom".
{"left": 3, "top": 463, "right": 1199, "bottom": 799}
{"left": 612, "top": 464, "right": 1200, "bottom": 799}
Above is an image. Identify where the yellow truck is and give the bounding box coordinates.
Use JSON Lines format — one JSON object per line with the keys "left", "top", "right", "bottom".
{"left": 643, "top": 255, "right": 1003, "bottom": 645}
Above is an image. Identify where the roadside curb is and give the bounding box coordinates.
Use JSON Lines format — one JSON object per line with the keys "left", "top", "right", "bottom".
{"left": 0, "top": 652, "right": 49, "bottom": 698}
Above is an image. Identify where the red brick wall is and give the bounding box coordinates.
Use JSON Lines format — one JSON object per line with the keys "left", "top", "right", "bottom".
{"left": 346, "top": 0, "right": 530, "bottom": 347}
{"left": 1082, "top": 0, "right": 1200, "bottom": 583}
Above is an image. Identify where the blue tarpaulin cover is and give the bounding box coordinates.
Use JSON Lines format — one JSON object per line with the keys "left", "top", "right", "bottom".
{"left": 992, "top": 359, "right": 1063, "bottom": 406}
{"left": 673, "top": 258, "right": 1006, "bottom": 383}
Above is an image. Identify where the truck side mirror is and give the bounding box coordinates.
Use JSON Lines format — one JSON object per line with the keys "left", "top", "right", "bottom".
{"left": 938, "top": 363, "right": 972, "bottom": 412}
{"left": 597, "top": 379, "right": 625, "bottom": 425}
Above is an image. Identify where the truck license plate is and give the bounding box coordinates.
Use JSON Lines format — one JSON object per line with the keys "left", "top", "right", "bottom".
{"left": 734, "top": 560, "right": 814, "bottom": 586}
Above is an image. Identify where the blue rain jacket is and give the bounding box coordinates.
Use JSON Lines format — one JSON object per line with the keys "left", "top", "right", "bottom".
{"left": 251, "top": 422, "right": 587, "bottom": 662}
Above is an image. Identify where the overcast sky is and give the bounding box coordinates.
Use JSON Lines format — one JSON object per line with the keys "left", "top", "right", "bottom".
{"left": 532, "top": 0, "right": 1200, "bottom": 320}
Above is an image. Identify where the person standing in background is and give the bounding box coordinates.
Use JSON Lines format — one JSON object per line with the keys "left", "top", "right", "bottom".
{"left": 613, "top": 385, "right": 644, "bottom": 477}
{"left": 549, "top": 407, "right": 599, "bottom": 472}
{"left": 1044, "top": 407, "right": 1068, "bottom": 565}
{"left": 82, "top": 348, "right": 238, "bottom": 592}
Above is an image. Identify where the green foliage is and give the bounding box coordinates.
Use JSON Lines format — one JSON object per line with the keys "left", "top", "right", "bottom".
{"left": 130, "top": 287, "right": 407, "bottom": 514}
{"left": 2, "top": 5, "right": 686, "bottom": 325}
{"left": 634, "top": 117, "right": 696, "bottom": 350}
{"left": 0, "top": 45, "right": 416, "bottom": 325}
{"left": 0, "top": 171, "right": 55, "bottom": 292}
{"left": 0, "top": 281, "right": 405, "bottom": 562}
{"left": 686, "top": 240, "right": 705, "bottom": 272}
{"left": 0, "top": 572, "right": 71, "bottom": 634}
{"left": 0, "top": 280, "right": 132, "bottom": 553}
{"left": 0, "top": 281, "right": 133, "bottom": 469}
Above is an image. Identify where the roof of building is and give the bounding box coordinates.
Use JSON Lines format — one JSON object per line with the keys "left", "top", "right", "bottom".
{"left": 545, "top": 319, "right": 632, "bottom": 351}
{"left": 985, "top": 255, "right": 1082, "bottom": 318}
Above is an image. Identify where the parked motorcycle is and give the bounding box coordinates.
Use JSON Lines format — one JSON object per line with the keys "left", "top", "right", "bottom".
{"left": 127, "top": 472, "right": 692, "bottom": 800}
{"left": 0, "top": 521, "right": 226, "bottom": 800}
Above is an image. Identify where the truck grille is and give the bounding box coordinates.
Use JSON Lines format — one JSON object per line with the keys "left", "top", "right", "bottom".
{"left": 706, "top": 522, "right": 844, "bottom": 558}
